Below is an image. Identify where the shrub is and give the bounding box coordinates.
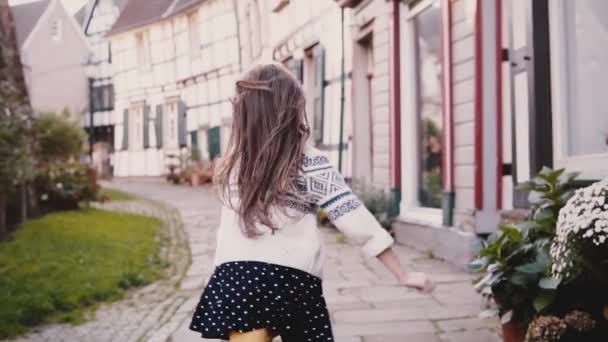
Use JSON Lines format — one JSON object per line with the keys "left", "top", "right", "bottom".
{"left": 470, "top": 168, "right": 578, "bottom": 325}
{"left": 35, "top": 162, "right": 99, "bottom": 212}
{"left": 31, "top": 112, "right": 85, "bottom": 164}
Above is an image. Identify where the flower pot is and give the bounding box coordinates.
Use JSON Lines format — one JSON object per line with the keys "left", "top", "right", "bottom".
{"left": 502, "top": 320, "right": 526, "bottom": 342}
{"left": 191, "top": 174, "right": 201, "bottom": 186}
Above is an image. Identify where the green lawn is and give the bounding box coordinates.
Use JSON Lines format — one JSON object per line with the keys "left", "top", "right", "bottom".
{"left": 0, "top": 208, "right": 164, "bottom": 338}
{"left": 98, "top": 188, "right": 135, "bottom": 201}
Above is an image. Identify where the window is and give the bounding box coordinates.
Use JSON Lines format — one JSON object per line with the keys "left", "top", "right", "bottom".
{"left": 550, "top": 0, "right": 608, "bottom": 179}
{"left": 51, "top": 18, "right": 62, "bottom": 41}
{"left": 188, "top": 12, "right": 200, "bottom": 57}
{"left": 91, "top": 85, "right": 114, "bottom": 112}
{"left": 136, "top": 31, "right": 151, "bottom": 70}
{"left": 312, "top": 54, "right": 324, "bottom": 144}
{"left": 130, "top": 106, "right": 144, "bottom": 150}
{"left": 402, "top": 1, "right": 443, "bottom": 212}
{"left": 164, "top": 102, "right": 179, "bottom": 148}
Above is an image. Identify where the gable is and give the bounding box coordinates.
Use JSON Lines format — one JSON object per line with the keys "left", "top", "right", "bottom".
{"left": 24, "top": 0, "right": 89, "bottom": 52}
{"left": 10, "top": 0, "right": 50, "bottom": 48}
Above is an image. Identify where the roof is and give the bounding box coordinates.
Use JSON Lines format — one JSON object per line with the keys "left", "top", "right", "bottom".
{"left": 74, "top": 3, "right": 87, "bottom": 26}
{"left": 107, "top": 0, "right": 172, "bottom": 36}
{"left": 107, "top": 0, "right": 204, "bottom": 37}
{"left": 10, "top": 0, "right": 50, "bottom": 47}
{"left": 75, "top": 0, "right": 128, "bottom": 29}
{"left": 169, "top": 0, "right": 203, "bottom": 17}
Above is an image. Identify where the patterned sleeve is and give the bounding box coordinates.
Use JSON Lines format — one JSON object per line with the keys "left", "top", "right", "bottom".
{"left": 300, "top": 152, "right": 394, "bottom": 257}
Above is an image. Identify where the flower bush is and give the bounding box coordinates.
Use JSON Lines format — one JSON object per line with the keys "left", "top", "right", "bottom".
{"left": 551, "top": 179, "right": 608, "bottom": 283}
{"left": 35, "top": 162, "right": 99, "bottom": 212}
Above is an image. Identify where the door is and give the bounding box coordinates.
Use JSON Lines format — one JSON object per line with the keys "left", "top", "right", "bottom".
{"left": 503, "top": 0, "right": 552, "bottom": 208}
{"left": 207, "top": 126, "right": 221, "bottom": 160}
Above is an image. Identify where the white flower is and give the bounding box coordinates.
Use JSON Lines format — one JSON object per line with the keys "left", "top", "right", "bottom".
{"left": 551, "top": 178, "right": 608, "bottom": 280}
{"left": 40, "top": 194, "right": 49, "bottom": 201}
{"left": 56, "top": 182, "right": 63, "bottom": 189}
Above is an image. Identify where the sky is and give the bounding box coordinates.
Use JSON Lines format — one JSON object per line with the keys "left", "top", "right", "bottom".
{"left": 9, "top": 0, "right": 86, "bottom": 14}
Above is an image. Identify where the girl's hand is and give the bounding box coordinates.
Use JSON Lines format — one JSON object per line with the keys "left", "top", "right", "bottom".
{"left": 398, "top": 272, "right": 434, "bottom": 294}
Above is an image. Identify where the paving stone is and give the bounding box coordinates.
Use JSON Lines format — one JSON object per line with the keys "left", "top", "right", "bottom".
{"left": 364, "top": 333, "right": 441, "bottom": 342}
{"left": 436, "top": 317, "right": 499, "bottom": 332}
{"left": 440, "top": 329, "right": 501, "bottom": 342}
{"left": 333, "top": 321, "right": 436, "bottom": 337}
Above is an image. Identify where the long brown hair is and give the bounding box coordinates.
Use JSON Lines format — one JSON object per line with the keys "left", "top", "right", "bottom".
{"left": 214, "top": 64, "right": 310, "bottom": 236}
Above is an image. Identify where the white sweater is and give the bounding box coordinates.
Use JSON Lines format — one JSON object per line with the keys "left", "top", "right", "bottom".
{"left": 213, "top": 145, "right": 395, "bottom": 278}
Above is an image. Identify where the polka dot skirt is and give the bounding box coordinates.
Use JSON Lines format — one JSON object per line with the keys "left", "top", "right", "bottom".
{"left": 190, "top": 261, "right": 334, "bottom": 341}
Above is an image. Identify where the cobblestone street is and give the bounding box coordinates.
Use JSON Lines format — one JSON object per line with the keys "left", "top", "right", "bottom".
{"left": 8, "top": 179, "right": 499, "bottom": 342}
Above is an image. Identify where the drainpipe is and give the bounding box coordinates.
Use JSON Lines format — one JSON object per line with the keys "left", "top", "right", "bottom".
{"left": 337, "top": 6, "right": 346, "bottom": 173}
{"left": 388, "top": 0, "right": 402, "bottom": 218}
{"left": 89, "top": 77, "right": 95, "bottom": 158}
{"left": 442, "top": 0, "right": 455, "bottom": 226}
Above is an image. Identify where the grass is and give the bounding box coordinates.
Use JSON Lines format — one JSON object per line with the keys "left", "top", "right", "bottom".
{"left": 98, "top": 188, "right": 135, "bottom": 201}
{"left": 0, "top": 208, "right": 164, "bottom": 338}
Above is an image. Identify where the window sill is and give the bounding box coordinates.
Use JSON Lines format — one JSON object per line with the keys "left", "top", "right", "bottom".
{"left": 398, "top": 207, "right": 443, "bottom": 228}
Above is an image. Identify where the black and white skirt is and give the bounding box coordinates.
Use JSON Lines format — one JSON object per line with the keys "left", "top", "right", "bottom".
{"left": 189, "top": 261, "right": 334, "bottom": 341}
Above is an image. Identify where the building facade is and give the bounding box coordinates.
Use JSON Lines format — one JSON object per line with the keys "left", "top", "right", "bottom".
{"left": 102, "top": 0, "right": 608, "bottom": 265}
{"left": 338, "top": 0, "right": 608, "bottom": 266}
{"left": 10, "top": 0, "right": 89, "bottom": 118}
{"left": 107, "top": 0, "right": 241, "bottom": 177}
{"left": 76, "top": 0, "right": 126, "bottom": 164}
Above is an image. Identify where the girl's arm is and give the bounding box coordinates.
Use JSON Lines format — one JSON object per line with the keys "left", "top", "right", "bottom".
{"left": 377, "top": 247, "right": 434, "bottom": 293}
{"left": 302, "top": 148, "right": 433, "bottom": 293}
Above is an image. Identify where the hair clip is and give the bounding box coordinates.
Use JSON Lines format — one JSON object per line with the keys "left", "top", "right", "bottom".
{"left": 236, "top": 80, "right": 272, "bottom": 92}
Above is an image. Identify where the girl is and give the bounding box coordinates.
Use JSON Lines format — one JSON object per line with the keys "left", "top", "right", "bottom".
{"left": 190, "top": 64, "right": 433, "bottom": 342}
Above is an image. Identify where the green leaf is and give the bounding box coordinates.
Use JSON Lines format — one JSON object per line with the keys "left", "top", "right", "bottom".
{"left": 499, "top": 225, "right": 522, "bottom": 242}
{"left": 468, "top": 258, "right": 488, "bottom": 272}
{"left": 510, "top": 271, "right": 535, "bottom": 287}
{"left": 538, "top": 276, "right": 561, "bottom": 289}
{"left": 515, "top": 260, "right": 547, "bottom": 274}
{"left": 533, "top": 290, "right": 556, "bottom": 312}
{"left": 500, "top": 310, "right": 514, "bottom": 324}
{"left": 474, "top": 271, "right": 503, "bottom": 291}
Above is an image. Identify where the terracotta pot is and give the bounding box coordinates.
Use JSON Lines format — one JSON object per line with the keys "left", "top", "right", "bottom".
{"left": 191, "top": 174, "right": 201, "bottom": 186}
{"left": 502, "top": 320, "right": 526, "bottom": 342}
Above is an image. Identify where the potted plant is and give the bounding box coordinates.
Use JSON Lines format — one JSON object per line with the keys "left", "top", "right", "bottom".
{"left": 546, "top": 178, "right": 608, "bottom": 340}
{"left": 470, "top": 168, "right": 578, "bottom": 342}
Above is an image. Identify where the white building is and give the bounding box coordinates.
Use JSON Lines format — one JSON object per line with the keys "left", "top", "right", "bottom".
{"left": 11, "top": 0, "right": 89, "bottom": 118}
{"left": 76, "top": 0, "right": 126, "bottom": 154}
{"left": 107, "top": 0, "right": 241, "bottom": 177}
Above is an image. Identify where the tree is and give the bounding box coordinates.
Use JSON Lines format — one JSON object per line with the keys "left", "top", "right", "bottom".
{"left": 0, "top": 0, "right": 34, "bottom": 237}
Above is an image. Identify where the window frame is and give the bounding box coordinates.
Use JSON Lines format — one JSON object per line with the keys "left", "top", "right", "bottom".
{"left": 549, "top": 0, "right": 608, "bottom": 180}
{"left": 164, "top": 100, "right": 179, "bottom": 149}
{"left": 129, "top": 104, "right": 144, "bottom": 151}
{"left": 51, "top": 18, "right": 62, "bottom": 42}
{"left": 399, "top": 0, "right": 444, "bottom": 225}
